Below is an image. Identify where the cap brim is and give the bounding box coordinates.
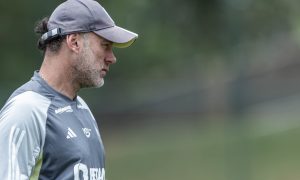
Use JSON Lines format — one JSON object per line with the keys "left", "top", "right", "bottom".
{"left": 94, "top": 26, "right": 138, "bottom": 48}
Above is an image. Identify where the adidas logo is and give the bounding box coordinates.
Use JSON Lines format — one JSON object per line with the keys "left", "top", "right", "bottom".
{"left": 55, "top": 105, "right": 73, "bottom": 114}
{"left": 66, "top": 128, "right": 77, "bottom": 139}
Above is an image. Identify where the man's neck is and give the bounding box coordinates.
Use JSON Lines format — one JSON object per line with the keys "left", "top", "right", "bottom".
{"left": 39, "top": 55, "right": 79, "bottom": 100}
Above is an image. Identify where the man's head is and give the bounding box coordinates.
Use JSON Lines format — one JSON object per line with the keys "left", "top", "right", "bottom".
{"left": 35, "top": 0, "right": 137, "bottom": 89}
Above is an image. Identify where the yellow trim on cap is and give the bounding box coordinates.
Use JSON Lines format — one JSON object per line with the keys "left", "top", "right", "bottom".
{"left": 113, "top": 39, "right": 136, "bottom": 48}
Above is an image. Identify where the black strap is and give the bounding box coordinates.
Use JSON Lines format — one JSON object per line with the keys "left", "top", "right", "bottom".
{"left": 40, "top": 28, "right": 63, "bottom": 43}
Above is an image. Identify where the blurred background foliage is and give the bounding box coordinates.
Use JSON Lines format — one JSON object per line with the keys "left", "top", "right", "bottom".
{"left": 1, "top": 0, "right": 300, "bottom": 179}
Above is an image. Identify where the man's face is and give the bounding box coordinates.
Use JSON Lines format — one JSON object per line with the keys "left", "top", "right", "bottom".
{"left": 74, "top": 33, "right": 116, "bottom": 88}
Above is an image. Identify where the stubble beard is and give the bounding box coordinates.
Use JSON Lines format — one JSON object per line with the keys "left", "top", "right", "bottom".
{"left": 74, "top": 44, "right": 104, "bottom": 89}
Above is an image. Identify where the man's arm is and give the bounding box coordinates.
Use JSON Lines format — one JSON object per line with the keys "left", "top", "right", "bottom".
{"left": 0, "top": 91, "right": 51, "bottom": 179}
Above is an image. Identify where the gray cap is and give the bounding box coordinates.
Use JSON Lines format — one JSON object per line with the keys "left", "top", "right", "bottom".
{"left": 44, "top": 0, "right": 138, "bottom": 48}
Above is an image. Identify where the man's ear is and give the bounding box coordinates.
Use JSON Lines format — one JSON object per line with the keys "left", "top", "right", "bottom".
{"left": 65, "top": 34, "right": 81, "bottom": 53}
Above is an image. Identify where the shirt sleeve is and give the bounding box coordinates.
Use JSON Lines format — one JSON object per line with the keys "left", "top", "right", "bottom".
{"left": 0, "top": 91, "right": 50, "bottom": 180}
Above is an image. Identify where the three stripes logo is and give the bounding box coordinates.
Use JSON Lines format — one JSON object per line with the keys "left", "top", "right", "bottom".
{"left": 8, "top": 126, "right": 26, "bottom": 180}
{"left": 66, "top": 127, "right": 77, "bottom": 139}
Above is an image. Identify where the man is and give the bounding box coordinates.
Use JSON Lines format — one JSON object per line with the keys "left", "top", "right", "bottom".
{"left": 0, "top": 0, "right": 138, "bottom": 179}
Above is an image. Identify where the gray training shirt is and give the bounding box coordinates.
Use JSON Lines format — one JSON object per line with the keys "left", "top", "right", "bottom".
{"left": 0, "top": 71, "right": 105, "bottom": 180}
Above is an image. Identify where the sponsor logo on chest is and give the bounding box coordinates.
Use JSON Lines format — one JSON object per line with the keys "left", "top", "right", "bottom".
{"left": 55, "top": 105, "right": 73, "bottom": 114}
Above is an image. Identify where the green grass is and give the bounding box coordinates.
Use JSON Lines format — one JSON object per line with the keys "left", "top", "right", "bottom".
{"left": 104, "top": 117, "right": 300, "bottom": 180}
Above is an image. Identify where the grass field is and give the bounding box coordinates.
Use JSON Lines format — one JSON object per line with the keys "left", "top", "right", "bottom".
{"left": 104, "top": 114, "right": 300, "bottom": 180}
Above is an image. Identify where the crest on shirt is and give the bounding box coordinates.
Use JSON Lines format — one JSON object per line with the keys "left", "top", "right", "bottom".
{"left": 82, "top": 128, "right": 92, "bottom": 138}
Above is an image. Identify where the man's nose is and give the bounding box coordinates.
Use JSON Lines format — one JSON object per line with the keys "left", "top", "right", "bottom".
{"left": 105, "top": 50, "right": 117, "bottom": 64}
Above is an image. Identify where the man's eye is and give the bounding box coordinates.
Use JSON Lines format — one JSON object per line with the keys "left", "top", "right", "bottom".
{"left": 101, "top": 43, "right": 110, "bottom": 49}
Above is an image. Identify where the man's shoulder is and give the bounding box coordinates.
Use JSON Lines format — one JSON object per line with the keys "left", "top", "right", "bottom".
{"left": 4, "top": 91, "right": 51, "bottom": 113}
{"left": 9, "top": 77, "right": 44, "bottom": 98}
{"left": 0, "top": 91, "right": 51, "bottom": 129}
{"left": 7, "top": 74, "right": 55, "bottom": 104}
{"left": 11, "top": 90, "right": 50, "bottom": 105}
